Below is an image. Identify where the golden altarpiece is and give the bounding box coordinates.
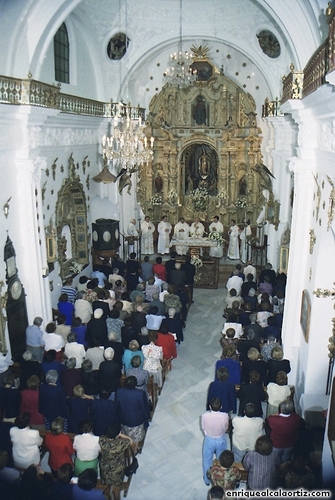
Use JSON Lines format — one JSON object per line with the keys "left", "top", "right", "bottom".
{"left": 138, "top": 47, "right": 277, "bottom": 231}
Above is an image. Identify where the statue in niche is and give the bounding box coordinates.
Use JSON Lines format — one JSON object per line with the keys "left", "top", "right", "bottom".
{"left": 198, "top": 150, "right": 210, "bottom": 179}
{"left": 239, "top": 175, "right": 247, "bottom": 195}
{"left": 193, "top": 96, "right": 207, "bottom": 126}
{"left": 154, "top": 172, "right": 163, "bottom": 193}
{"left": 183, "top": 144, "right": 218, "bottom": 195}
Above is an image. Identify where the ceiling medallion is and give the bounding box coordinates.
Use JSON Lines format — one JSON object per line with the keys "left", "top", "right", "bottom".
{"left": 257, "top": 30, "right": 281, "bottom": 58}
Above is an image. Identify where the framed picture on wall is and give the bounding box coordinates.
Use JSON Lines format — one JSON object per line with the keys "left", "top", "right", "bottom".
{"left": 300, "top": 289, "right": 311, "bottom": 343}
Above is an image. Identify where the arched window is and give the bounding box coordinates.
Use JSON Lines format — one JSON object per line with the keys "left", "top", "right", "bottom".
{"left": 54, "top": 23, "right": 69, "bottom": 84}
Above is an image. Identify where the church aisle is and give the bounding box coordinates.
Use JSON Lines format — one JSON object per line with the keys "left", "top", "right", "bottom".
{"left": 125, "top": 285, "right": 226, "bottom": 500}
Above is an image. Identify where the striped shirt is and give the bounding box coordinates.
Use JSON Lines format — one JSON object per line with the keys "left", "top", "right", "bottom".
{"left": 61, "top": 285, "right": 77, "bottom": 303}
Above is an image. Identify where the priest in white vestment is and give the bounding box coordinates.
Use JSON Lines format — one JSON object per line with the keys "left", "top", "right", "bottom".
{"left": 209, "top": 215, "right": 224, "bottom": 258}
{"left": 173, "top": 217, "right": 190, "bottom": 255}
{"left": 126, "top": 218, "right": 138, "bottom": 255}
{"left": 141, "top": 216, "right": 155, "bottom": 254}
{"left": 190, "top": 217, "right": 205, "bottom": 238}
{"left": 239, "top": 220, "right": 252, "bottom": 263}
{"left": 227, "top": 219, "right": 240, "bottom": 260}
{"left": 157, "top": 215, "right": 172, "bottom": 254}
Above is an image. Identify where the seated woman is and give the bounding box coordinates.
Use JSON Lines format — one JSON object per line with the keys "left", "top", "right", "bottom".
{"left": 73, "top": 419, "right": 100, "bottom": 476}
{"left": 206, "top": 367, "right": 237, "bottom": 414}
{"left": 126, "top": 355, "right": 149, "bottom": 397}
{"left": 81, "top": 359, "right": 100, "bottom": 397}
{"left": 72, "top": 468, "right": 106, "bottom": 500}
{"left": 0, "top": 371, "right": 21, "bottom": 422}
{"left": 236, "top": 370, "right": 267, "bottom": 417}
{"left": 10, "top": 412, "right": 43, "bottom": 469}
{"left": 57, "top": 293, "right": 75, "bottom": 326}
{"left": 122, "top": 340, "right": 144, "bottom": 372}
{"left": 67, "top": 385, "right": 93, "bottom": 434}
{"left": 165, "top": 307, "right": 184, "bottom": 344}
{"left": 71, "top": 316, "right": 88, "bottom": 347}
{"left": 241, "top": 347, "right": 267, "bottom": 385}
{"left": 156, "top": 319, "right": 177, "bottom": 369}
{"left": 91, "top": 388, "right": 119, "bottom": 437}
{"left": 0, "top": 449, "right": 20, "bottom": 496}
{"left": 64, "top": 332, "right": 86, "bottom": 368}
{"left": 219, "top": 328, "right": 239, "bottom": 360}
{"left": 61, "top": 357, "right": 83, "bottom": 398}
{"left": 115, "top": 376, "right": 150, "bottom": 454}
{"left": 39, "top": 369, "right": 68, "bottom": 431}
{"left": 141, "top": 330, "right": 163, "bottom": 388}
{"left": 20, "top": 375, "right": 44, "bottom": 429}
{"left": 19, "top": 350, "right": 43, "bottom": 390}
{"left": 44, "top": 416, "right": 74, "bottom": 475}
{"left": 41, "top": 349, "right": 66, "bottom": 384}
{"left": 215, "top": 345, "right": 240, "bottom": 385}
{"left": 266, "top": 371, "right": 292, "bottom": 417}
{"left": 17, "top": 464, "right": 53, "bottom": 499}
{"left": 99, "top": 422, "right": 133, "bottom": 487}
{"left": 50, "top": 463, "right": 75, "bottom": 500}
{"left": 266, "top": 345, "right": 291, "bottom": 385}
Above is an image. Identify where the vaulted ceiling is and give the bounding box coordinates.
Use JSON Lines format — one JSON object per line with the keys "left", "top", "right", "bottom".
{"left": 0, "top": 0, "right": 331, "bottom": 115}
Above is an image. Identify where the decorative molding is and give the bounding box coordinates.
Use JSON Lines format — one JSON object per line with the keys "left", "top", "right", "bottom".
{"left": 309, "top": 229, "right": 316, "bottom": 254}
{"left": 326, "top": 175, "right": 335, "bottom": 230}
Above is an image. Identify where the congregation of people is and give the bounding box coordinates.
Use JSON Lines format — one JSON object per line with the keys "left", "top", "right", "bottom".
{"left": 0, "top": 212, "right": 319, "bottom": 499}
{"left": 201, "top": 260, "right": 317, "bottom": 497}
{"left": 0, "top": 248, "right": 196, "bottom": 499}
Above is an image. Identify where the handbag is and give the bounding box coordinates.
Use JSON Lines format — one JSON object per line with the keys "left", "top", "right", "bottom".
{"left": 124, "top": 448, "right": 139, "bottom": 477}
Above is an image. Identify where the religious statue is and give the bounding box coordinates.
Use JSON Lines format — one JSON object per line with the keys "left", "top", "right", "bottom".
{"left": 198, "top": 150, "right": 210, "bottom": 179}
{"left": 117, "top": 167, "right": 137, "bottom": 195}
{"left": 193, "top": 96, "right": 207, "bottom": 126}
{"left": 154, "top": 172, "right": 163, "bottom": 193}
{"left": 239, "top": 175, "right": 247, "bottom": 195}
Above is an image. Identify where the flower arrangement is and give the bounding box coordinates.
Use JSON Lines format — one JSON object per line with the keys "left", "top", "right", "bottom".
{"left": 235, "top": 196, "right": 247, "bottom": 209}
{"left": 189, "top": 187, "right": 208, "bottom": 212}
{"left": 150, "top": 194, "right": 163, "bottom": 206}
{"left": 190, "top": 256, "right": 203, "bottom": 268}
{"left": 69, "top": 261, "right": 82, "bottom": 274}
{"left": 209, "top": 231, "right": 226, "bottom": 244}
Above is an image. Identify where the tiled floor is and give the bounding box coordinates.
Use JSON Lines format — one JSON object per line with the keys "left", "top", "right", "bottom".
{"left": 125, "top": 284, "right": 226, "bottom": 500}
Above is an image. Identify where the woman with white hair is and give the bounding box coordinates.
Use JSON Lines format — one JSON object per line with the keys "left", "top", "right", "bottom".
{"left": 99, "top": 347, "right": 122, "bottom": 397}
{"left": 122, "top": 340, "right": 144, "bottom": 371}
{"left": 64, "top": 332, "right": 86, "bottom": 368}
{"left": 39, "top": 369, "right": 68, "bottom": 430}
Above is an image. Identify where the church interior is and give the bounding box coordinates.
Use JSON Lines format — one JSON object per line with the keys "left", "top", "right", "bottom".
{"left": 1, "top": 0, "right": 335, "bottom": 495}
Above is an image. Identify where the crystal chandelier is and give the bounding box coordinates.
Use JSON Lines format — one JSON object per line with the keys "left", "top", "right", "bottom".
{"left": 101, "top": 102, "right": 154, "bottom": 175}
{"left": 163, "top": 0, "right": 197, "bottom": 88}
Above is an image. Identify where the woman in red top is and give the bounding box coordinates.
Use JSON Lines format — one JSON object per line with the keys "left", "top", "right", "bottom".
{"left": 20, "top": 375, "right": 44, "bottom": 428}
{"left": 153, "top": 256, "right": 167, "bottom": 281}
{"left": 44, "top": 416, "right": 74, "bottom": 474}
{"left": 156, "top": 320, "right": 177, "bottom": 369}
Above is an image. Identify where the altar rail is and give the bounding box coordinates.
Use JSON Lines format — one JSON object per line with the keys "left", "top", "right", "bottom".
{"left": 0, "top": 75, "right": 145, "bottom": 119}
